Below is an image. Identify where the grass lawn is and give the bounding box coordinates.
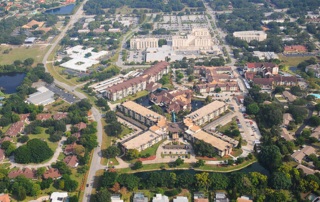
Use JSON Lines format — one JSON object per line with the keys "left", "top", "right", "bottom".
{"left": 0, "top": 163, "right": 11, "bottom": 169}
{"left": 118, "top": 125, "right": 134, "bottom": 139}
{"left": 45, "top": 99, "right": 70, "bottom": 114}
{"left": 278, "top": 54, "right": 314, "bottom": 67}
{"left": 218, "top": 118, "right": 238, "bottom": 133}
{"left": 112, "top": 90, "right": 149, "bottom": 104}
{"left": 28, "top": 127, "right": 58, "bottom": 151}
{"left": 0, "top": 45, "right": 49, "bottom": 65}
{"left": 139, "top": 139, "right": 166, "bottom": 157}
{"left": 232, "top": 148, "right": 243, "bottom": 157}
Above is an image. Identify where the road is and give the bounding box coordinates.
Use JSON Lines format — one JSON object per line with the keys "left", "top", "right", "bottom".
{"left": 40, "top": 0, "right": 106, "bottom": 201}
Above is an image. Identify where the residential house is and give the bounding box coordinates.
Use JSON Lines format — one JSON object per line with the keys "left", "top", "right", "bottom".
{"left": 111, "top": 195, "right": 124, "bottom": 202}
{"left": 311, "top": 126, "right": 320, "bottom": 141}
{"left": 5, "top": 121, "right": 24, "bottom": 137}
{"left": 152, "top": 194, "right": 169, "bottom": 202}
{"left": 283, "top": 113, "right": 294, "bottom": 126}
{"left": 282, "top": 91, "right": 297, "bottom": 102}
{"left": 0, "top": 194, "right": 10, "bottom": 202}
{"left": 50, "top": 192, "right": 68, "bottom": 202}
{"left": 19, "top": 114, "right": 30, "bottom": 123}
{"left": 215, "top": 192, "right": 229, "bottom": 202}
{"left": 53, "top": 112, "right": 68, "bottom": 120}
{"left": 173, "top": 196, "right": 188, "bottom": 202}
{"left": 43, "top": 168, "right": 61, "bottom": 180}
{"left": 36, "top": 113, "right": 52, "bottom": 121}
{"left": 284, "top": 45, "right": 307, "bottom": 53}
{"left": 133, "top": 193, "right": 148, "bottom": 202}
{"left": 245, "top": 62, "right": 279, "bottom": 75}
{"left": 291, "top": 146, "right": 316, "bottom": 163}
{"left": 236, "top": 196, "right": 253, "bottom": 202}
{"left": 281, "top": 128, "right": 295, "bottom": 141}
{"left": 63, "top": 155, "right": 79, "bottom": 168}
{"left": 252, "top": 78, "right": 273, "bottom": 90}
{"left": 195, "top": 82, "right": 239, "bottom": 93}
{"left": 74, "top": 122, "right": 87, "bottom": 130}
{"left": 8, "top": 168, "right": 36, "bottom": 179}
{"left": 194, "top": 193, "right": 208, "bottom": 202}
{"left": 297, "top": 164, "right": 320, "bottom": 175}
{"left": 71, "top": 132, "right": 81, "bottom": 140}
{"left": 0, "top": 137, "right": 12, "bottom": 144}
{"left": 305, "top": 64, "right": 320, "bottom": 78}
{"left": 64, "top": 143, "right": 78, "bottom": 155}
{"left": 252, "top": 76, "right": 297, "bottom": 89}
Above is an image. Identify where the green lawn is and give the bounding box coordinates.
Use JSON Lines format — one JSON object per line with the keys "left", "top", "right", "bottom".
{"left": 278, "top": 54, "right": 314, "bottom": 67}
{"left": 218, "top": 118, "right": 238, "bottom": 133}
{"left": 28, "top": 127, "right": 58, "bottom": 151}
{"left": 0, "top": 45, "right": 48, "bottom": 65}
{"left": 118, "top": 125, "right": 134, "bottom": 139}
{"left": 112, "top": 90, "right": 149, "bottom": 104}
{"left": 139, "top": 139, "right": 166, "bottom": 157}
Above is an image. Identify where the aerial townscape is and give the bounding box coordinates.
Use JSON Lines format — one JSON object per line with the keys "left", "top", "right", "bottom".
{"left": 1, "top": 0, "right": 320, "bottom": 201}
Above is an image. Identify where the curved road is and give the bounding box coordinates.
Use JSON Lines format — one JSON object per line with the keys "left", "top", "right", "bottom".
{"left": 41, "top": 1, "right": 105, "bottom": 201}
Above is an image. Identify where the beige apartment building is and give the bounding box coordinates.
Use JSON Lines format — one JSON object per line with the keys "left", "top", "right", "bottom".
{"left": 185, "top": 101, "right": 228, "bottom": 126}
{"left": 233, "top": 31, "right": 267, "bottom": 42}
{"left": 105, "top": 61, "right": 169, "bottom": 101}
{"left": 130, "top": 37, "right": 159, "bottom": 50}
{"left": 172, "top": 28, "right": 213, "bottom": 50}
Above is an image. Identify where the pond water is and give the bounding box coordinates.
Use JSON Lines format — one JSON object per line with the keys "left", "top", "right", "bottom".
{"left": 133, "top": 162, "right": 269, "bottom": 177}
{"left": 45, "top": 4, "right": 75, "bottom": 15}
{"left": 0, "top": 73, "right": 25, "bottom": 94}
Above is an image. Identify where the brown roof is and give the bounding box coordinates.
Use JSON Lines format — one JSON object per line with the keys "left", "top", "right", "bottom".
{"left": 8, "top": 168, "right": 36, "bottom": 179}
{"left": 143, "top": 61, "right": 169, "bottom": 76}
{"left": 36, "top": 113, "right": 52, "bottom": 121}
{"left": 19, "top": 113, "right": 30, "bottom": 122}
{"left": 63, "top": 155, "right": 79, "bottom": 167}
{"left": 282, "top": 91, "right": 296, "bottom": 102}
{"left": 237, "top": 197, "right": 253, "bottom": 202}
{"left": 71, "top": 132, "right": 81, "bottom": 139}
{"left": 0, "top": 137, "right": 12, "bottom": 144}
{"left": 5, "top": 121, "right": 24, "bottom": 137}
{"left": 247, "top": 62, "right": 277, "bottom": 69}
{"left": 106, "top": 76, "right": 147, "bottom": 93}
{"left": 245, "top": 72, "right": 256, "bottom": 80}
{"left": 22, "top": 20, "right": 44, "bottom": 29}
{"left": 43, "top": 168, "right": 61, "bottom": 179}
{"left": 53, "top": 112, "right": 68, "bottom": 120}
{"left": 74, "top": 122, "right": 87, "bottom": 130}
{"left": 64, "top": 143, "right": 78, "bottom": 155}
{"left": 273, "top": 75, "right": 297, "bottom": 83}
{"left": 284, "top": 45, "right": 307, "bottom": 53}
{"left": 252, "top": 78, "right": 273, "bottom": 86}
{"left": 0, "top": 194, "right": 10, "bottom": 202}
{"left": 194, "top": 199, "right": 209, "bottom": 202}
{"left": 0, "top": 149, "right": 5, "bottom": 160}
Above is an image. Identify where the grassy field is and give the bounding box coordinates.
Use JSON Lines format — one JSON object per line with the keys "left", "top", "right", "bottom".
{"left": 278, "top": 54, "right": 314, "bottom": 67}
{"left": 112, "top": 90, "right": 149, "bottom": 104}
{"left": 139, "top": 139, "right": 166, "bottom": 157}
{"left": 28, "top": 127, "right": 58, "bottom": 151}
{"left": 0, "top": 45, "right": 48, "bottom": 65}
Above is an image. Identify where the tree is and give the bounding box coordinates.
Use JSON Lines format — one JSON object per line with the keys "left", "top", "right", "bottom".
{"left": 104, "top": 146, "right": 120, "bottom": 158}
{"left": 117, "top": 174, "right": 140, "bottom": 190}
{"left": 194, "top": 159, "right": 205, "bottom": 167}
{"left": 273, "top": 86, "right": 285, "bottom": 94}
{"left": 101, "top": 171, "right": 118, "bottom": 188}
{"left": 205, "top": 96, "right": 212, "bottom": 104}
{"left": 174, "top": 158, "right": 184, "bottom": 166}
{"left": 258, "top": 145, "right": 282, "bottom": 171}
{"left": 105, "top": 121, "right": 123, "bottom": 137}
{"left": 309, "top": 116, "right": 320, "bottom": 127}
{"left": 23, "top": 58, "right": 34, "bottom": 66}
{"left": 214, "top": 88, "right": 221, "bottom": 93}
{"left": 18, "top": 135, "right": 29, "bottom": 143}
{"left": 258, "top": 104, "right": 283, "bottom": 128}
{"left": 209, "top": 173, "right": 229, "bottom": 190}
{"left": 110, "top": 182, "right": 121, "bottom": 193}
{"left": 126, "top": 149, "right": 139, "bottom": 160}
{"left": 270, "top": 172, "right": 292, "bottom": 190}
{"left": 105, "top": 111, "right": 117, "bottom": 123}
{"left": 132, "top": 161, "right": 143, "bottom": 170}
{"left": 16, "top": 186, "right": 26, "bottom": 201}
{"left": 315, "top": 103, "right": 320, "bottom": 112}
{"left": 159, "top": 74, "right": 170, "bottom": 85}
{"left": 246, "top": 103, "right": 260, "bottom": 115}
{"left": 195, "top": 172, "right": 211, "bottom": 190}
{"left": 95, "top": 188, "right": 111, "bottom": 202}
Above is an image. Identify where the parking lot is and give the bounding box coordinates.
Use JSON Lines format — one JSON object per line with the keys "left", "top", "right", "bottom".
{"left": 46, "top": 84, "right": 78, "bottom": 104}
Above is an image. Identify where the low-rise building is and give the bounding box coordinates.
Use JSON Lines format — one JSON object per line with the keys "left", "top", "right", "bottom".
{"left": 291, "top": 146, "right": 316, "bottom": 163}
{"left": 153, "top": 194, "right": 169, "bottom": 202}
{"left": 130, "top": 37, "right": 159, "bottom": 50}
{"left": 195, "top": 82, "right": 239, "bottom": 93}
{"left": 0, "top": 149, "right": 5, "bottom": 162}
{"left": 0, "top": 193, "right": 10, "bottom": 202}
{"left": 74, "top": 122, "right": 87, "bottom": 130}
{"left": 245, "top": 62, "right": 279, "bottom": 75}
{"left": 8, "top": 168, "right": 36, "bottom": 179}
{"left": 233, "top": 31, "right": 267, "bottom": 42}
{"left": 283, "top": 113, "right": 294, "bottom": 126}
{"left": 50, "top": 192, "right": 68, "bottom": 202}
{"left": 185, "top": 101, "right": 227, "bottom": 126}
{"left": 53, "top": 112, "right": 68, "bottom": 120}
{"left": 26, "top": 86, "right": 55, "bottom": 106}
{"left": 5, "top": 121, "right": 24, "bottom": 137}
{"left": 64, "top": 143, "right": 78, "bottom": 155}
{"left": 284, "top": 45, "right": 307, "bottom": 53}
{"left": 133, "top": 193, "right": 148, "bottom": 202}
{"left": 194, "top": 193, "right": 208, "bottom": 202}
{"left": 43, "top": 168, "right": 62, "bottom": 180}
{"left": 173, "top": 196, "right": 188, "bottom": 202}
{"left": 36, "top": 113, "right": 52, "bottom": 121}
{"left": 215, "top": 192, "right": 229, "bottom": 202}
{"left": 236, "top": 196, "right": 253, "bottom": 202}
{"left": 282, "top": 91, "right": 297, "bottom": 102}
{"left": 63, "top": 155, "right": 79, "bottom": 168}
{"left": 281, "top": 128, "right": 295, "bottom": 141}
{"left": 111, "top": 195, "right": 123, "bottom": 202}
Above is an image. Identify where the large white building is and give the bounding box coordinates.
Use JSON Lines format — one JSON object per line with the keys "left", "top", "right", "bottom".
{"left": 172, "top": 28, "right": 213, "bottom": 50}
{"left": 233, "top": 31, "right": 267, "bottom": 42}
{"left": 130, "top": 37, "right": 159, "bottom": 50}
{"left": 26, "top": 86, "right": 55, "bottom": 106}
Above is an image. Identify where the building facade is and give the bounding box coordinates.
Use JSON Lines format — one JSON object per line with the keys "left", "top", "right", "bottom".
{"left": 233, "top": 31, "right": 267, "bottom": 42}
{"left": 130, "top": 37, "right": 159, "bottom": 50}
{"left": 172, "top": 28, "right": 213, "bottom": 50}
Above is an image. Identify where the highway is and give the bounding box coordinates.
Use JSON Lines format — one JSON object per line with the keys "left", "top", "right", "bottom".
{"left": 41, "top": 0, "right": 105, "bottom": 201}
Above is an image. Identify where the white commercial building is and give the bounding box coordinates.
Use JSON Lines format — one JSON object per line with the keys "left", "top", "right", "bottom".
{"left": 130, "top": 37, "right": 159, "bottom": 50}
{"left": 172, "top": 28, "right": 213, "bottom": 50}
{"left": 233, "top": 31, "right": 267, "bottom": 42}
{"left": 173, "top": 197, "right": 188, "bottom": 202}
{"left": 26, "top": 86, "right": 55, "bottom": 106}
{"left": 50, "top": 192, "right": 68, "bottom": 202}
{"left": 253, "top": 51, "right": 279, "bottom": 60}
{"left": 59, "top": 45, "right": 108, "bottom": 72}
{"left": 145, "top": 45, "right": 184, "bottom": 62}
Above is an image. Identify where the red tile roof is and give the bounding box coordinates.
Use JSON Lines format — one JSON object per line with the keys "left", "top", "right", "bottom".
{"left": 5, "top": 121, "right": 24, "bottom": 137}
{"left": 246, "top": 62, "right": 277, "bottom": 69}
{"left": 36, "top": 113, "right": 52, "bottom": 121}
{"left": 19, "top": 114, "right": 30, "bottom": 122}
{"left": 0, "top": 194, "right": 10, "bottom": 202}
{"left": 284, "top": 45, "right": 307, "bottom": 53}
{"left": 0, "top": 137, "right": 12, "bottom": 144}
{"left": 43, "top": 168, "right": 61, "bottom": 179}
{"left": 63, "top": 155, "right": 79, "bottom": 167}
{"left": 64, "top": 143, "right": 78, "bottom": 155}
{"left": 252, "top": 78, "right": 273, "bottom": 86}
{"left": 8, "top": 168, "right": 36, "bottom": 179}
{"left": 53, "top": 112, "right": 68, "bottom": 120}
{"left": 74, "top": 122, "right": 87, "bottom": 130}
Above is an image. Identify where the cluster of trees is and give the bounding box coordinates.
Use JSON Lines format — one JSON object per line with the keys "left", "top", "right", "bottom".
{"left": 104, "top": 111, "right": 123, "bottom": 137}
{"left": 97, "top": 168, "right": 320, "bottom": 202}
{"left": 193, "top": 140, "right": 217, "bottom": 157}
{"left": 79, "top": 66, "right": 120, "bottom": 82}
{"left": 14, "top": 139, "right": 53, "bottom": 164}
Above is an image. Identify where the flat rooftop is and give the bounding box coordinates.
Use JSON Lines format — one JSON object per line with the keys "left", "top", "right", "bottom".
{"left": 186, "top": 101, "right": 226, "bottom": 122}
{"left": 122, "top": 130, "right": 161, "bottom": 150}
{"left": 122, "top": 101, "right": 165, "bottom": 123}
{"left": 193, "top": 130, "right": 232, "bottom": 151}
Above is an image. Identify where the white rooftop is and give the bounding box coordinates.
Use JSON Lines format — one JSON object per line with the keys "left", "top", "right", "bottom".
{"left": 173, "top": 196, "right": 188, "bottom": 202}
{"left": 50, "top": 192, "right": 68, "bottom": 202}
{"left": 60, "top": 58, "right": 99, "bottom": 72}
{"left": 26, "top": 87, "right": 54, "bottom": 106}
{"left": 153, "top": 194, "right": 169, "bottom": 202}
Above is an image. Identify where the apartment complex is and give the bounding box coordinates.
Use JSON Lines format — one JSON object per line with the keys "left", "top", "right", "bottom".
{"left": 194, "top": 66, "right": 239, "bottom": 93}
{"left": 185, "top": 101, "right": 228, "bottom": 126}
{"left": 105, "top": 61, "right": 169, "bottom": 101}
{"left": 245, "top": 62, "right": 279, "bottom": 76}
{"left": 233, "top": 31, "right": 267, "bottom": 42}
{"left": 130, "top": 37, "right": 159, "bottom": 50}
{"left": 172, "top": 28, "right": 213, "bottom": 50}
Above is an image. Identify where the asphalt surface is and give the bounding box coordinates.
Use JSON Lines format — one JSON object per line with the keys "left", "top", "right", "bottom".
{"left": 46, "top": 83, "right": 78, "bottom": 103}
